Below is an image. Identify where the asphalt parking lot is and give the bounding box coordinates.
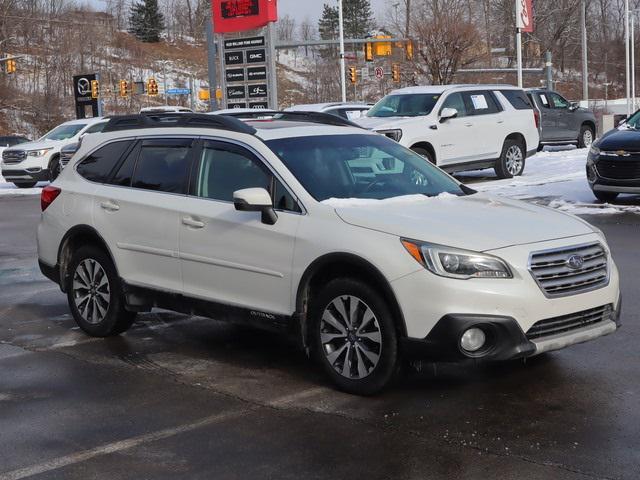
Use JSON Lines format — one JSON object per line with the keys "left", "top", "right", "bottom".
{"left": 1, "top": 194, "right": 639, "bottom": 480}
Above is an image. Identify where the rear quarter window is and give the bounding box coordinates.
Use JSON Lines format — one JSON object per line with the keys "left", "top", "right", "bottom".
{"left": 76, "top": 141, "right": 133, "bottom": 183}
{"left": 499, "top": 90, "right": 533, "bottom": 110}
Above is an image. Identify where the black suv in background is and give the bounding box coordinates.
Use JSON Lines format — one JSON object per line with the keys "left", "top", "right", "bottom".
{"left": 587, "top": 111, "right": 640, "bottom": 202}
{"left": 526, "top": 89, "right": 597, "bottom": 150}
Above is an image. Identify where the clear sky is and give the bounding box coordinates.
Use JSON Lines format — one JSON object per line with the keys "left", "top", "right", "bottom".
{"left": 277, "top": 0, "right": 390, "bottom": 24}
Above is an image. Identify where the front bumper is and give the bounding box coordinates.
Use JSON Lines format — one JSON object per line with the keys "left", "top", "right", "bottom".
{"left": 587, "top": 157, "right": 640, "bottom": 193}
{"left": 401, "top": 298, "right": 621, "bottom": 361}
{"left": 1, "top": 167, "right": 49, "bottom": 182}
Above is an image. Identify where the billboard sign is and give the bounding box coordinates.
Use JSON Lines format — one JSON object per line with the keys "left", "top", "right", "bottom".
{"left": 213, "top": 0, "right": 278, "bottom": 33}
{"left": 73, "top": 73, "right": 101, "bottom": 119}
{"left": 516, "top": 0, "right": 534, "bottom": 33}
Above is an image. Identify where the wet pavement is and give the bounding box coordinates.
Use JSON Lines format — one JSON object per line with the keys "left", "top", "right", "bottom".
{"left": 1, "top": 195, "right": 638, "bottom": 479}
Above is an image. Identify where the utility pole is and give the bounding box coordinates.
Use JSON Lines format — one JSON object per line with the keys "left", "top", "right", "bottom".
{"left": 338, "top": 0, "right": 347, "bottom": 103}
{"left": 626, "top": 0, "right": 631, "bottom": 116}
{"left": 545, "top": 51, "right": 553, "bottom": 90}
{"left": 162, "top": 62, "right": 168, "bottom": 106}
{"left": 206, "top": 3, "right": 218, "bottom": 112}
{"left": 581, "top": 0, "right": 588, "bottom": 103}
{"left": 515, "top": 0, "right": 522, "bottom": 88}
{"left": 405, "top": 0, "right": 411, "bottom": 38}
{"left": 633, "top": 12, "right": 636, "bottom": 111}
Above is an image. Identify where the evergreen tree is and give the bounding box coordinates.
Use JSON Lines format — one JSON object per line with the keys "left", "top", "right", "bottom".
{"left": 128, "top": 0, "right": 165, "bottom": 43}
{"left": 318, "top": 0, "right": 375, "bottom": 41}
{"left": 318, "top": 4, "right": 339, "bottom": 40}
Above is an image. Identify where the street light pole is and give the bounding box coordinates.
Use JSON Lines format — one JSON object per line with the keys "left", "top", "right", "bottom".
{"left": 337, "top": 0, "right": 347, "bottom": 103}
{"left": 581, "top": 0, "right": 588, "bottom": 103}
{"left": 632, "top": 12, "right": 636, "bottom": 111}
{"left": 625, "top": 0, "right": 631, "bottom": 116}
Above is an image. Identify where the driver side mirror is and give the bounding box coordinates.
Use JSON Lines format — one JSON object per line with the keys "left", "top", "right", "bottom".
{"left": 233, "top": 188, "right": 278, "bottom": 225}
{"left": 569, "top": 102, "right": 579, "bottom": 111}
{"left": 439, "top": 108, "right": 458, "bottom": 123}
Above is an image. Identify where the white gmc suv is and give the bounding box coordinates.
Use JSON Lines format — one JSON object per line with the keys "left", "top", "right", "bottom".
{"left": 1, "top": 117, "right": 107, "bottom": 187}
{"left": 37, "top": 113, "right": 620, "bottom": 395}
{"left": 356, "top": 85, "right": 540, "bottom": 178}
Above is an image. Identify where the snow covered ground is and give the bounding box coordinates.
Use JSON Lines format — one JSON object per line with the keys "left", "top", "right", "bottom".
{"left": 2, "top": 146, "right": 639, "bottom": 215}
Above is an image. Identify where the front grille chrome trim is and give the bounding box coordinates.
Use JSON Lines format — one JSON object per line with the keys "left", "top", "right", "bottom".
{"left": 528, "top": 242, "right": 610, "bottom": 298}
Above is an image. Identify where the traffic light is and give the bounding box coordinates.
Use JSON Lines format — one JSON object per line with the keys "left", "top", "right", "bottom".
{"left": 5, "top": 56, "right": 16, "bottom": 74}
{"left": 364, "top": 42, "right": 374, "bottom": 62}
{"left": 147, "top": 78, "right": 159, "bottom": 96}
{"left": 406, "top": 41, "right": 414, "bottom": 60}
{"left": 348, "top": 67, "right": 357, "bottom": 84}
{"left": 198, "top": 88, "right": 211, "bottom": 101}
{"left": 119, "top": 80, "right": 129, "bottom": 98}
{"left": 392, "top": 64, "right": 401, "bottom": 83}
{"left": 90, "top": 80, "right": 99, "bottom": 99}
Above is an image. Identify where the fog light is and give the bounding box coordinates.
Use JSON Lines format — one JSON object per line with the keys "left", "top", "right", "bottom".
{"left": 460, "top": 328, "right": 486, "bottom": 352}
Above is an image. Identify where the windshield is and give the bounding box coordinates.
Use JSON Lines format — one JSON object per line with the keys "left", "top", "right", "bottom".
{"left": 266, "top": 134, "right": 465, "bottom": 202}
{"left": 367, "top": 94, "right": 441, "bottom": 118}
{"left": 624, "top": 110, "right": 640, "bottom": 129}
{"left": 41, "top": 124, "right": 86, "bottom": 141}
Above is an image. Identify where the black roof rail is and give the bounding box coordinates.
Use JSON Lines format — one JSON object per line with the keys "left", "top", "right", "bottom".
{"left": 267, "top": 111, "right": 364, "bottom": 129}
{"left": 101, "top": 113, "right": 257, "bottom": 135}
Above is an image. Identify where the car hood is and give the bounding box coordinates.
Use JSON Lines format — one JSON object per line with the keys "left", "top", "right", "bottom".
{"left": 355, "top": 116, "right": 422, "bottom": 131}
{"left": 597, "top": 129, "right": 640, "bottom": 150}
{"left": 329, "top": 193, "right": 594, "bottom": 252}
{"left": 4, "top": 139, "right": 63, "bottom": 152}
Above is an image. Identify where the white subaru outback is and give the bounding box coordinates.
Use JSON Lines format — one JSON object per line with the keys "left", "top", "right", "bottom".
{"left": 356, "top": 85, "right": 540, "bottom": 178}
{"left": 37, "top": 113, "right": 621, "bottom": 395}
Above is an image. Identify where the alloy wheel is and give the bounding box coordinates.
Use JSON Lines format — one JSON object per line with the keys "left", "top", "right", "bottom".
{"left": 505, "top": 145, "right": 524, "bottom": 176}
{"left": 320, "top": 295, "right": 382, "bottom": 379}
{"left": 72, "top": 259, "right": 110, "bottom": 324}
{"left": 583, "top": 129, "right": 593, "bottom": 147}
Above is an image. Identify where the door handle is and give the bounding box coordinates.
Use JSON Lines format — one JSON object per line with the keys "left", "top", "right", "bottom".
{"left": 100, "top": 201, "right": 119, "bottom": 212}
{"left": 497, "top": 120, "right": 505, "bottom": 124}
{"left": 182, "top": 217, "right": 205, "bottom": 229}
{"left": 464, "top": 123, "right": 473, "bottom": 127}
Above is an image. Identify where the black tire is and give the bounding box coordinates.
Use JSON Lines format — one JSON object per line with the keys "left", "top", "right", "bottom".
{"left": 311, "top": 278, "right": 398, "bottom": 395}
{"left": 578, "top": 124, "right": 595, "bottom": 149}
{"left": 411, "top": 146, "right": 436, "bottom": 165}
{"left": 495, "top": 139, "right": 526, "bottom": 179}
{"left": 48, "top": 155, "right": 61, "bottom": 182}
{"left": 66, "top": 245, "right": 136, "bottom": 337}
{"left": 592, "top": 190, "right": 619, "bottom": 203}
{"left": 13, "top": 182, "right": 37, "bottom": 188}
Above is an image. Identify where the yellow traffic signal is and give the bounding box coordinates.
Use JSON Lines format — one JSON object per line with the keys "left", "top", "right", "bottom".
{"left": 375, "top": 35, "right": 392, "bottom": 56}
{"left": 406, "top": 41, "right": 414, "bottom": 60}
{"left": 199, "top": 88, "right": 211, "bottom": 101}
{"left": 119, "top": 80, "right": 129, "bottom": 98}
{"left": 365, "top": 42, "right": 374, "bottom": 62}
{"left": 392, "top": 64, "right": 400, "bottom": 83}
{"left": 147, "top": 78, "right": 158, "bottom": 96}
{"left": 90, "top": 80, "right": 99, "bottom": 99}
{"left": 348, "top": 67, "right": 357, "bottom": 84}
{"left": 5, "top": 56, "right": 16, "bottom": 74}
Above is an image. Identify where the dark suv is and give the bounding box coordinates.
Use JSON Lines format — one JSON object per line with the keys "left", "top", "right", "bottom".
{"left": 526, "top": 89, "right": 597, "bottom": 149}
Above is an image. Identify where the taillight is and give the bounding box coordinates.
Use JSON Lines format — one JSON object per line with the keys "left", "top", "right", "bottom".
{"left": 41, "top": 185, "right": 61, "bottom": 211}
{"left": 533, "top": 109, "right": 540, "bottom": 129}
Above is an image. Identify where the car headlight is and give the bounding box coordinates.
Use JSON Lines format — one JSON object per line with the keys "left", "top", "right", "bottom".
{"left": 376, "top": 129, "right": 403, "bottom": 142}
{"left": 27, "top": 148, "right": 53, "bottom": 157}
{"left": 589, "top": 145, "right": 600, "bottom": 156}
{"left": 401, "top": 239, "right": 513, "bottom": 279}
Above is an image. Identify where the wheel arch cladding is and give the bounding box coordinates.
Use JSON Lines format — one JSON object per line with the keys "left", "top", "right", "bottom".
{"left": 57, "top": 225, "right": 117, "bottom": 293}
{"left": 410, "top": 142, "right": 436, "bottom": 160}
{"left": 505, "top": 132, "right": 526, "bottom": 152}
{"left": 295, "top": 253, "right": 408, "bottom": 351}
{"left": 582, "top": 120, "right": 596, "bottom": 132}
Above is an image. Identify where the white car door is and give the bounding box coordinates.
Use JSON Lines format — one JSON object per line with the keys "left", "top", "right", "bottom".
{"left": 178, "top": 139, "right": 301, "bottom": 317}
{"left": 435, "top": 92, "right": 475, "bottom": 166}
{"left": 92, "top": 138, "right": 195, "bottom": 293}
{"left": 461, "top": 90, "right": 505, "bottom": 160}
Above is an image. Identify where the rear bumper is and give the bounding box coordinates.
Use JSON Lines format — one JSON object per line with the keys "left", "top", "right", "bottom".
{"left": 38, "top": 259, "right": 60, "bottom": 286}
{"left": 401, "top": 297, "right": 621, "bottom": 361}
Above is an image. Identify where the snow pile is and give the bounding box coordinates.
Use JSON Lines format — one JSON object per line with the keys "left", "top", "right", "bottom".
{"left": 463, "top": 147, "right": 640, "bottom": 216}
{"left": 321, "top": 192, "right": 458, "bottom": 207}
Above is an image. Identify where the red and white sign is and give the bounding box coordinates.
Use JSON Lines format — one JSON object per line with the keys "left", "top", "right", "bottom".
{"left": 516, "top": 0, "right": 534, "bottom": 33}
{"left": 375, "top": 67, "right": 384, "bottom": 80}
{"left": 212, "top": 0, "right": 278, "bottom": 33}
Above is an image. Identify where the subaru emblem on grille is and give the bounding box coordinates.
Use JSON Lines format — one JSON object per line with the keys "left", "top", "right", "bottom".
{"left": 566, "top": 254, "right": 585, "bottom": 270}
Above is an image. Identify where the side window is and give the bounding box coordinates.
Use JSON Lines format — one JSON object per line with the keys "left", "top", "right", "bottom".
{"left": 83, "top": 122, "right": 108, "bottom": 135}
{"left": 131, "top": 139, "right": 194, "bottom": 193}
{"left": 500, "top": 90, "right": 533, "bottom": 110}
{"left": 440, "top": 93, "right": 467, "bottom": 117}
{"left": 537, "top": 93, "right": 551, "bottom": 109}
{"left": 549, "top": 92, "right": 570, "bottom": 109}
{"left": 464, "top": 91, "right": 501, "bottom": 115}
{"left": 76, "top": 141, "right": 133, "bottom": 183}
{"left": 194, "top": 142, "right": 300, "bottom": 212}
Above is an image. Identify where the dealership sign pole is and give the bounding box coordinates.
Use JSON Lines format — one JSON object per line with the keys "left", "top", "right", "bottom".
{"left": 338, "top": 0, "right": 347, "bottom": 103}
{"left": 212, "top": 0, "right": 278, "bottom": 109}
{"left": 515, "top": 0, "right": 533, "bottom": 88}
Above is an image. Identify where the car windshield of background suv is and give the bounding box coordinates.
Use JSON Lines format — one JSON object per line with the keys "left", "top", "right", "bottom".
{"left": 266, "top": 134, "right": 465, "bottom": 201}
{"left": 367, "top": 94, "right": 441, "bottom": 118}
{"left": 40, "top": 124, "right": 87, "bottom": 141}
{"left": 624, "top": 111, "right": 640, "bottom": 129}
